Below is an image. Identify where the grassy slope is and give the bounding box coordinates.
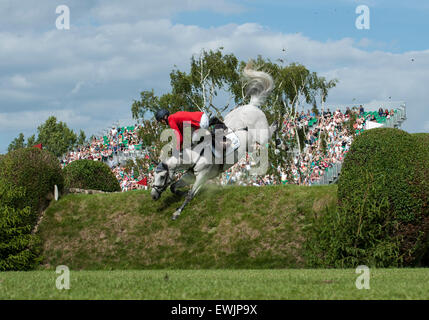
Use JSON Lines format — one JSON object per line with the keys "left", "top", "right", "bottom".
{"left": 37, "top": 185, "right": 337, "bottom": 270}
{"left": 1, "top": 269, "right": 428, "bottom": 299}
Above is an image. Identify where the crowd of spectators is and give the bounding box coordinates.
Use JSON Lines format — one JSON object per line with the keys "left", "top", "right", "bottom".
{"left": 216, "top": 105, "right": 392, "bottom": 186}
{"left": 60, "top": 124, "right": 153, "bottom": 191}
{"left": 111, "top": 164, "right": 151, "bottom": 192}
{"left": 60, "top": 125, "right": 144, "bottom": 166}
{"left": 60, "top": 105, "right": 397, "bottom": 191}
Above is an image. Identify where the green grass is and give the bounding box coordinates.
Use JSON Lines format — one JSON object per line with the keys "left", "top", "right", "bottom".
{"left": 37, "top": 185, "right": 337, "bottom": 270}
{"left": 1, "top": 269, "right": 428, "bottom": 299}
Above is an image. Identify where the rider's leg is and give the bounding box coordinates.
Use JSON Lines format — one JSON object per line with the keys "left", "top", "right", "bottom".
{"left": 209, "top": 116, "right": 227, "bottom": 130}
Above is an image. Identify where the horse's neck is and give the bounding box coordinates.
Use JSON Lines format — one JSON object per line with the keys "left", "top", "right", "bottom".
{"left": 165, "top": 157, "right": 180, "bottom": 172}
{"left": 165, "top": 152, "right": 195, "bottom": 172}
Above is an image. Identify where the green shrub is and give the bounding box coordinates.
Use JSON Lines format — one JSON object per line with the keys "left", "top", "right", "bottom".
{"left": 307, "top": 128, "right": 429, "bottom": 267}
{"left": 63, "top": 159, "right": 121, "bottom": 192}
{"left": 0, "top": 179, "right": 41, "bottom": 271}
{"left": 0, "top": 147, "right": 64, "bottom": 226}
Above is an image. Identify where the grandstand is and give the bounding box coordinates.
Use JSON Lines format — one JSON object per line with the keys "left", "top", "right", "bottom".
{"left": 311, "top": 102, "right": 407, "bottom": 185}
{"left": 101, "top": 125, "right": 148, "bottom": 167}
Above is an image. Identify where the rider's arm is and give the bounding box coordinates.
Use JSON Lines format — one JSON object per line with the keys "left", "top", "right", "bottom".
{"left": 168, "top": 115, "right": 182, "bottom": 150}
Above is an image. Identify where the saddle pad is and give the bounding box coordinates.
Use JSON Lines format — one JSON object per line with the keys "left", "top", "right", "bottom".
{"left": 212, "top": 131, "right": 240, "bottom": 158}
{"left": 225, "top": 132, "right": 240, "bottom": 155}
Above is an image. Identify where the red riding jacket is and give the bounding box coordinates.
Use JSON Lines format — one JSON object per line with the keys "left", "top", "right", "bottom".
{"left": 168, "top": 111, "right": 204, "bottom": 150}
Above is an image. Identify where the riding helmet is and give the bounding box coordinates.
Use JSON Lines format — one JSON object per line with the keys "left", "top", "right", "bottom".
{"left": 155, "top": 109, "right": 170, "bottom": 122}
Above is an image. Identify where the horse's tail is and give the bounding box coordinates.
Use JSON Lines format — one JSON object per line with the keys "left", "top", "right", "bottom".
{"left": 243, "top": 62, "right": 274, "bottom": 107}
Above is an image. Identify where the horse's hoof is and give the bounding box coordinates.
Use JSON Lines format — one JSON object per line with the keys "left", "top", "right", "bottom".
{"left": 172, "top": 211, "right": 181, "bottom": 220}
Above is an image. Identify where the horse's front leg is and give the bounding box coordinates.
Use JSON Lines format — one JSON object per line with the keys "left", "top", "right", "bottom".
{"left": 170, "top": 171, "right": 195, "bottom": 197}
{"left": 171, "top": 172, "right": 206, "bottom": 220}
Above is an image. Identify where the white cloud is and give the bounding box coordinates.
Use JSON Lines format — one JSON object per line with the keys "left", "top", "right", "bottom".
{"left": 0, "top": 109, "right": 90, "bottom": 131}
{"left": 70, "top": 81, "right": 84, "bottom": 95}
{"left": 10, "top": 74, "right": 33, "bottom": 88}
{"left": 0, "top": 0, "right": 246, "bottom": 32}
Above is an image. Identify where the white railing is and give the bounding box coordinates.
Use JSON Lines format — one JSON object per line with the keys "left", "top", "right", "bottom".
{"left": 60, "top": 147, "right": 150, "bottom": 168}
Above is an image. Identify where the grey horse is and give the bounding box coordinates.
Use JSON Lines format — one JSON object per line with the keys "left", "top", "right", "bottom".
{"left": 151, "top": 66, "right": 278, "bottom": 220}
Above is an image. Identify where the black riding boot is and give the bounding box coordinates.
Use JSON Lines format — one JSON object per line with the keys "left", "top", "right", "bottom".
{"left": 209, "top": 117, "right": 227, "bottom": 130}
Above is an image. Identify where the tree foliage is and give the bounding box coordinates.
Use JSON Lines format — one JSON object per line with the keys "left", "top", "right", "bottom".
{"left": 0, "top": 179, "right": 41, "bottom": 271}
{"left": 307, "top": 129, "right": 429, "bottom": 267}
{"left": 7, "top": 133, "right": 26, "bottom": 152}
{"left": 36, "top": 116, "right": 78, "bottom": 157}
{"left": 0, "top": 147, "right": 64, "bottom": 226}
{"left": 7, "top": 117, "right": 87, "bottom": 158}
{"left": 63, "top": 159, "right": 121, "bottom": 192}
{"left": 135, "top": 120, "right": 165, "bottom": 174}
{"left": 26, "top": 134, "right": 36, "bottom": 148}
{"left": 132, "top": 48, "right": 241, "bottom": 120}
{"left": 77, "top": 129, "right": 87, "bottom": 146}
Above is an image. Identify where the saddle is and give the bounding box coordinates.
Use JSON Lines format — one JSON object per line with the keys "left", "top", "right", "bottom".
{"left": 191, "top": 119, "right": 241, "bottom": 159}
{"left": 210, "top": 124, "right": 240, "bottom": 159}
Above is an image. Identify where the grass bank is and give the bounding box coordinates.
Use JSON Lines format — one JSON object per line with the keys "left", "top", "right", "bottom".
{"left": 37, "top": 185, "right": 337, "bottom": 270}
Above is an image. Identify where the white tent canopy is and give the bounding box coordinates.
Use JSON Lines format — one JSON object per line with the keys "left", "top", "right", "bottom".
{"left": 365, "top": 121, "right": 384, "bottom": 130}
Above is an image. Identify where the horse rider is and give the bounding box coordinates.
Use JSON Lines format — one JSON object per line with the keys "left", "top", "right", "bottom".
{"left": 155, "top": 109, "right": 226, "bottom": 152}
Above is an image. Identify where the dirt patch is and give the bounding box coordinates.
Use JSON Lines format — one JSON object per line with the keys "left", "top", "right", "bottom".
{"left": 143, "top": 227, "right": 182, "bottom": 250}
{"left": 54, "top": 211, "right": 64, "bottom": 223}
{"left": 210, "top": 219, "right": 261, "bottom": 255}
{"left": 312, "top": 194, "right": 335, "bottom": 215}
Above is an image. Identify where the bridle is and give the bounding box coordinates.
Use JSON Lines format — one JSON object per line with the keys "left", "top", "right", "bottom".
{"left": 152, "top": 162, "right": 171, "bottom": 194}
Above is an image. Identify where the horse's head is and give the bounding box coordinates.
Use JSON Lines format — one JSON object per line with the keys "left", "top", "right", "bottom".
{"left": 151, "top": 162, "right": 171, "bottom": 200}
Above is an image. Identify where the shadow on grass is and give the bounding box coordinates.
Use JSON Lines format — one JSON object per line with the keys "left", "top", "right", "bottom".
{"left": 157, "top": 192, "right": 185, "bottom": 212}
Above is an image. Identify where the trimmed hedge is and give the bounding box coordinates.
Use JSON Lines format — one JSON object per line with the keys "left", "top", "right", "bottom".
{"left": 0, "top": 178, "right": 41, "bottom": 271}
{"left": 307, "top": 128, "right": 429, "bottom": 267}
{"left": 0, "top": 147, "right": 64, "bottom": 226}
{"left": 63, "top": 159, "right": 121, "bottom": 192}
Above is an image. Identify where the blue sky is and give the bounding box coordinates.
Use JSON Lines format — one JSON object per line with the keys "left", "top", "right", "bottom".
{"left": 174, "top": 0, "right": 428, "bottom": 53}
{"left": 0, "top": 0, "right": 428, "bottom": 154}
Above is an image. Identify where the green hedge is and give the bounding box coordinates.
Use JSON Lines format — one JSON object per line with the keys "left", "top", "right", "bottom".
{"left": 63, "top": 159, "right": 121, "bottom": 192}
{"left": 307, "top": 128, "right": 429, "bottom": 267}
{"left": 0, "top": 179, "right": 41, "bottom": 271}
{"left": 0, "top": 147, "right": 64, "bottom": 226}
